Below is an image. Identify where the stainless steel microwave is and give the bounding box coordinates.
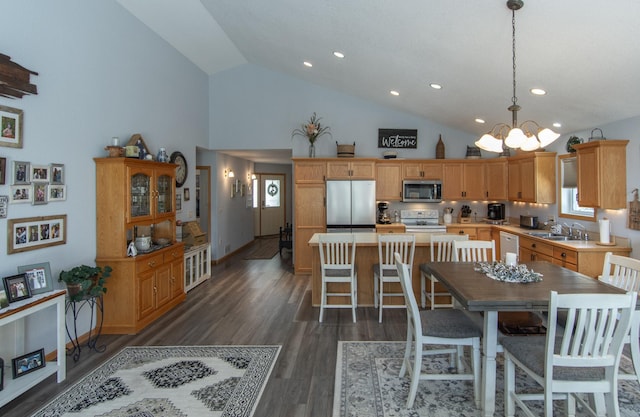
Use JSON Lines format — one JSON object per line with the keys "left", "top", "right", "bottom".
{"left": 402, "top": 180, "right": 442, "bottom": 202}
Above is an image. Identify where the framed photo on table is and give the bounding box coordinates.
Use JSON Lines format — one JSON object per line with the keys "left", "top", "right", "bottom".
{"left": 0, "top": 105, "right": 23, "bottom": 148}
{"left": 12, "top": 348, "right": 45, "bottom": 379}
{"left": 18, "top": 262, "right": 53, "bottom": 295}
{"left": 2, "top": 273, "right": 32, "bottom": 303}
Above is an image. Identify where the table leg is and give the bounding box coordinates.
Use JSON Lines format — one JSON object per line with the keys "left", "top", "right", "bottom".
{"left": 482, "top": 310, "right": 498, "bottom": 417}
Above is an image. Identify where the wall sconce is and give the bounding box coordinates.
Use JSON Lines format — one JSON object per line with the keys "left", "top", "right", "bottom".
{"left": 248, "top": 173, "right": 256, "bottom": 181}
{"left": 224, "top": 169, "right": 235, "bottom": 179}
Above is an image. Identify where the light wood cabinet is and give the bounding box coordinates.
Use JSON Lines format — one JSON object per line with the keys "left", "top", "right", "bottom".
{"left": 95, "top": 158, "right": 185, "bottom": 334}
{"left": 573, "top": 140, "right": 629, "bottom": 209}
{"left": 518, "top": 234, "right": 630, "bottom": 277}
{"left": 402, "top": 161, "right": 443, "bottom": 180}
{"left": 507, "top": 152, "right": 556, "bottom": 203}
{"left": 485, "top": 159, "right": 508, "bottom": 200}
{"left": 442, "top": 160, "right": 486, "bottom": 200}
{"left": 293, "top": 159, "right": 327, "bottom": 274}
{"left": 326, "top": 159, "right": 375, "bottom": 179}
{"left": 375, "top": 161, "right": 402, "bottom": 201}
{"left": 446, "top": 225, "right": 493, "bottom": 242}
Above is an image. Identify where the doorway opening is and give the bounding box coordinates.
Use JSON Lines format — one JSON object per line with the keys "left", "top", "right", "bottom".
{"left": 253, "top": 173, "right": 286, "bottom": 237}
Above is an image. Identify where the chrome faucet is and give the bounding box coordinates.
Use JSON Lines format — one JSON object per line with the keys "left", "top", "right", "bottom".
{"left": 562, "top": 222, "right": 572, "bottom": 237}
{"left": 571, "top": 222, "right": 587, "bottom": 240}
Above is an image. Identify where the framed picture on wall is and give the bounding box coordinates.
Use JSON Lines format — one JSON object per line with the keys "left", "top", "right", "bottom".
{"left": 10, "top": 185, "right": 32, "bottom": 204}
{"left": 31, "top": 165, "right": 49, "bottom": 182}
{"left": 0, "top": 157, "right": 6, "bottom": 184}
{"left": 7, "top": 214, "right": 67, "bottom": 254}
{"left": 12, "top": 161, "right": 30, "bottom": 185}
{"left": 48, "top": 185, "right": 66, "bottom": 201}
{"left": 50, "top": 163, "right": 64, "bottom": 184}
{"left": 0, "top": 105, "right": 23, "bottom": 148}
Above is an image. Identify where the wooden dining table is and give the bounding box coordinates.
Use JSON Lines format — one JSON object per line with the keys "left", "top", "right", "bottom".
{"left": 423, "top": 261, "right": 629, "bottom": 417}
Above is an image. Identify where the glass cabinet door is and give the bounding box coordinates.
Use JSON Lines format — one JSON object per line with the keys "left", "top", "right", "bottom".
{"left": 156, "top": 173, "right": 173, "bottom": 215}
{"left": 130, "top": 172, "right": 151, "bottom": 218}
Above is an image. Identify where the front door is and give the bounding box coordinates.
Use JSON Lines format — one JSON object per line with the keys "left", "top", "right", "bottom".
{"left": 258, "top": 174, "right": 285, "bottom": 236}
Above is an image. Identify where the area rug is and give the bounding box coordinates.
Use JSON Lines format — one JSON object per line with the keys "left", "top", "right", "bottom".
{"left": 243, "top": 237, "right": 279, "bottom": 260}
{"left": 334, "top": 341, "right": 640, "bottom": 417}
{"left": 32, "top": 345, "right": 281, "bottom": 417}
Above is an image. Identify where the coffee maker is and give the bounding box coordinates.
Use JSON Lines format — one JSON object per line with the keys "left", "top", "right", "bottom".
{"left": 487, "top": 203, "right": 505, "bottom": 221}
{"left": 377, "top": 201, "right": 391, "bottom": 224}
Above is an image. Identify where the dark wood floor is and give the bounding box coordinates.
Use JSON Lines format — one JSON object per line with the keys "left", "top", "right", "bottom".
{"left": 2, "top": 241, "right": 408, "bottom": 417}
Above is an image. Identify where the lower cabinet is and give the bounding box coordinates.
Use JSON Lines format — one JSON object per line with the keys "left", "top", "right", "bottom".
{"left": 98, "top": 244, "right": 185, "bottom": 334}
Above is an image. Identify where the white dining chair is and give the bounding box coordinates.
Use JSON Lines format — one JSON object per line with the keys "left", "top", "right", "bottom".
{"left": 373, "top": 234, "right": 415, "bottom": 323}
{"left": 395, "top": 253, "right": 481, "bottom": 409}
{"left": 419, "top": 234, "right": 469, "bottom": 309}
{"left": 599, "top": 251, "right": 640, "bottom": 385}
{"left": 502, "top": 290, "right": 637, "bottom": 417}
{"left": 318, "top": 233, "right": 357, "bottom": 323}
{"left": 452, "top": 239, "right": 496, "bottom": 263}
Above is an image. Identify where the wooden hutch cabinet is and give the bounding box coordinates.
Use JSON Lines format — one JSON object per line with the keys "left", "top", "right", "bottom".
{"left": 95, "top": 158, "right": 185, "bottom": 334}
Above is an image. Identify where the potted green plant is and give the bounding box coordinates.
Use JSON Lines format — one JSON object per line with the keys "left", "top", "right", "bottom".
{"left": 59, "top": 264, "right": 112, "bottom": 301}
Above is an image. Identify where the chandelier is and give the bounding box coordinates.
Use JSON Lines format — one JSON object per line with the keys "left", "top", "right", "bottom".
{"left": 475, "top": 0, "right": 559, "bottom": 153}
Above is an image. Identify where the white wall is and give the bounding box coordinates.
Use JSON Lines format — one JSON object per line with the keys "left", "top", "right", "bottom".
{"left": 0, "top": 0, "right": 208, "bottom": 355}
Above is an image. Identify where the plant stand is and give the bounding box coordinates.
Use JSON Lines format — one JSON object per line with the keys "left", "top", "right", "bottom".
{"left": 65, "top": 294, "right": 106, "bottom": 361}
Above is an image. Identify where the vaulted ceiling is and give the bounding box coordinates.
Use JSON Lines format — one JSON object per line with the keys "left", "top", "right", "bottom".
{"left": 118, "top": 0, "right": 640, "bottom": 146}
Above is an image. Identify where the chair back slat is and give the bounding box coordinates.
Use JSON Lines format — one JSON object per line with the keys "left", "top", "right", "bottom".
{"left": 318, "top": 234, "right": 356, "bottom": 271}
{"left": 379, "top": 234, "right": 415, "bottom": 268}
{"left": 430, "top": 234, "right": 469, "bottom": 262}
{"left": 600, "top": 252, "right": 640, "bottom": 292}
{"left": 548, "top": 291, "right": 637, "bottom": 369}
{"left": 452, "top": 240, "right": 496, "bottom": 263}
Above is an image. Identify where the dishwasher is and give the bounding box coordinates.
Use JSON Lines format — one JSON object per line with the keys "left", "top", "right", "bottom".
{"left": 499, "top": 231, "right": 519, "bottom": 262}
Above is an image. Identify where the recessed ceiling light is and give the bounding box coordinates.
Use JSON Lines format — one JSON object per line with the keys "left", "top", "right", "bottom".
{"left": 333, "top": 51, "right": 345, "bottom": 58}
{"left": 303, "top": 61, "right": 313, "bottom": 67}
{"left": 429, "top": 83, "right": 442, "bottom": 90}
{"left": 553, "top": 122, "right": 562, "bottom": 128}
{"left": 530, "top": 88, "right": 546, "bottom": 95}
{"left": 475, "top": 118, "right": 486, "bottom": 124}
{"left": 390, "top": 90, "right": 400, "bottom": 96}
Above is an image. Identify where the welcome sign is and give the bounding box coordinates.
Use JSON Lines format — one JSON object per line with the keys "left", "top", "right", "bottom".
{"left": 378, "top": 129, "right": 417, "bottom": 148}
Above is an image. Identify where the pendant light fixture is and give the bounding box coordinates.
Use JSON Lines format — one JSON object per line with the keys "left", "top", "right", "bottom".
{"left": 475, "top": 0, "right": 559, "bottom": 153}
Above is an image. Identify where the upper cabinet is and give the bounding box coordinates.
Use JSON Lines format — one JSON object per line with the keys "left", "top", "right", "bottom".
{"left": 508, "top": 152, "right": 556, "bottom": 203}
{"left": 573, "top": 140, "right": 629, "bottom": 209}
{"left": 326, "top": 159, "right": 375, "bottom": 179}
{"left": 376, "top": 160, "right": 402, "bottom": 201}
{"left": 441, "top": 159, "right": 507, "bottom": 201}
{"left": 402, "top": 161, "right": 443, "bottom": 180}
{"left": 294, "top": 160, "right": 326, "bottom": 183}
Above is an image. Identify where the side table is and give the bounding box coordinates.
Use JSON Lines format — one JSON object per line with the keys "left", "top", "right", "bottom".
{"left": 65, "top": 294, "right": 106, "bottom": 361}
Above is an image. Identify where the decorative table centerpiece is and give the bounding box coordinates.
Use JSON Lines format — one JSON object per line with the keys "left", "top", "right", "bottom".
{"left": 474, "top": 261, "right": 543, "bottom": 283}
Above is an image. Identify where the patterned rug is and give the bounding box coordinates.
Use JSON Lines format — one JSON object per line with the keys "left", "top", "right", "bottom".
{"left": 32, "top": 345, "right": 280, "bottom": 417}
{"left": 334, "top": 341, "right": 640, "bottom": 417}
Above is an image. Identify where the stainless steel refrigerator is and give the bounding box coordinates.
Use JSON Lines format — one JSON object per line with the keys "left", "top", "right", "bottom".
{"left": 326, "top": 180, "right": 376, "bottom": 232}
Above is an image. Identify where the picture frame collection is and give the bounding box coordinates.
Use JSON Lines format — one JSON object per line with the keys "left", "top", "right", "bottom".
{"left": 9, "top": 160, "right": 66, "bottom": 205}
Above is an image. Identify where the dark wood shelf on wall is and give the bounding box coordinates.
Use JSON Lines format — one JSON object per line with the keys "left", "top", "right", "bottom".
{"left": 0, "top": 53, "right": 38, "bottom": 98}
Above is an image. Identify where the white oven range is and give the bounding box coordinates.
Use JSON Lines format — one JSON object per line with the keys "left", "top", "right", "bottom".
{"left": 400, "top": 209, "right": 447, "bottom": 234}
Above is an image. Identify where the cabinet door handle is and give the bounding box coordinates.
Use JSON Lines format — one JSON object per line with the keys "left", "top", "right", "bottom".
{"left": 153, "top": 286, "right": 157, "bottom": 293}
{"left": 531, "top": 243, "right": 536, "bottom": 248}
{"left": 561, "top": 252, "right": 567, "bottom": 258}
{"left": 148, "top": 260, "right": 156, "bottom": 267}
{"left": 459, "top": 230, "right": 464, "bottom": 235}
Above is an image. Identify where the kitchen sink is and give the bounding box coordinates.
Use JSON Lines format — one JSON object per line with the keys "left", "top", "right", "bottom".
{"left": 526, "top": 232, "right": 580, "bottom": 241}
{"left": 526, "top": 232, "right": 553, "bottom": 238}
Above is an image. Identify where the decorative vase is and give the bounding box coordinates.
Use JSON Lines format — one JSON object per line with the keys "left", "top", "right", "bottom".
{"left": 436, "top": 134, "right": 445, "bottom": 159}
{"left": 308, "top": 143, "right": 316, "bottom": 158}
